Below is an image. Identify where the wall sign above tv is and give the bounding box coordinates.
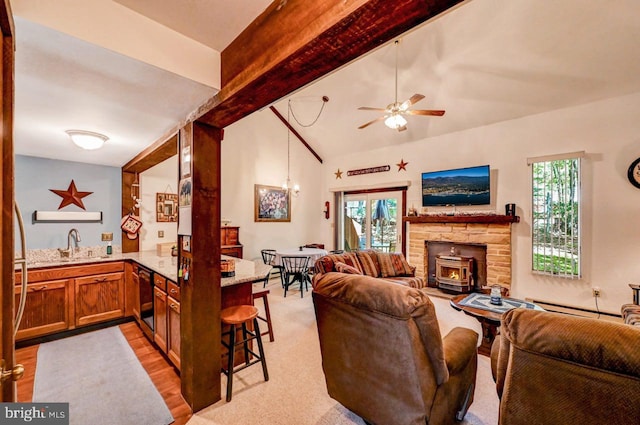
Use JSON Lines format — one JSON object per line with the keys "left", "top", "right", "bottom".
{"left": 422, "top": 165, "right": 490, "bottom": 207}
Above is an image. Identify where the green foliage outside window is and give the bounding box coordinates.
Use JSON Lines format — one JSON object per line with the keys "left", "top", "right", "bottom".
{"left": 532, "top": 158, "right": 580, "bottom": 277}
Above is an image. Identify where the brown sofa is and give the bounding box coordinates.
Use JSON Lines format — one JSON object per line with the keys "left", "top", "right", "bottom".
{"left": 313, "top": 272, "right": 478, "bottom": 425}
{"left": 491, "top": 308, "right": 640, "bottom": 425}
{"left": 313, "top": 250, "right": 425, "bottom": 288}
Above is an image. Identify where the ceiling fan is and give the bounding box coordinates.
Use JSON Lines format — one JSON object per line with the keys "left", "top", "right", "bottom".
{"left": 357, "top": 40, "right": 445, "bottom": 132}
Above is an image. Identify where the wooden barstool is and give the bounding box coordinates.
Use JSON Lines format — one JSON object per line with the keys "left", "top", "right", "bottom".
{"left": 253, "top": 287, "right": 274, "bottom": 342}
{"left": 220, "top": 305, "right": 269, "bottom": 402}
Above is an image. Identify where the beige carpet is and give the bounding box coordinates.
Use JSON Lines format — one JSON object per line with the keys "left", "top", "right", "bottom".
{"left": 188, "top": 277, "right": 499, "bottom": 425}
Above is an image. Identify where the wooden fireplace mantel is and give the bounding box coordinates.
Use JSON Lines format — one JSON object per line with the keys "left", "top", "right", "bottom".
{"left": 403, "top": 215, "right": 520, "bottom": 224}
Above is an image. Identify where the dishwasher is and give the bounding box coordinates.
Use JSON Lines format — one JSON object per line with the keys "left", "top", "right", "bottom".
{"left": 138, "top": 266, "right": 154, "bottom": 338}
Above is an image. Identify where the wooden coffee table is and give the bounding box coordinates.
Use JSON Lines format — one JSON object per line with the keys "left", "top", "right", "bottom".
{"left": 450, "top": 293, "right": 542, "bottom": 356}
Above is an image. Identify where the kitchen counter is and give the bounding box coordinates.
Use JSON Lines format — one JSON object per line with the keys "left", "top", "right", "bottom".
{"left": 23, "top": 251, "right": 271, "bottom": 287}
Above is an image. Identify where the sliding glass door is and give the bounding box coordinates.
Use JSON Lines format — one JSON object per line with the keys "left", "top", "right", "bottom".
{"left": 342, "top": 191, "right": 402, "bottom": 252}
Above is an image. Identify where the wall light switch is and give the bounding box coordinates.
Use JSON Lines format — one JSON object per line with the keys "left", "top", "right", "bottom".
{"left": 158, "top": 230, "right": 164, "bottom": 238}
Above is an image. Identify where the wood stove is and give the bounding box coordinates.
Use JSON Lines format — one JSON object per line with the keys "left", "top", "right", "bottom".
{"left": 435, "top": 254, "right": 474, "bottom": 293}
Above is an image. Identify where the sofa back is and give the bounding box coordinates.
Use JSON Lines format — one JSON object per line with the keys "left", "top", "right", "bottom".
{"left": 312, "top": 272, "right": 448, "bottom": 425}
{"left": 314, "top": 250, "right": 416, "bottom": 278}
{"left": 494, "top": 308, "right": 640, "bottom": 424}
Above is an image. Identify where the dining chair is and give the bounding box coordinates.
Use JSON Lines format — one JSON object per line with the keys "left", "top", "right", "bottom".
{"left": 281, "top": 256, "right": 311, "bottom": 298}
{"left": 261, "top": 249, "right": 283, "bottom": 287}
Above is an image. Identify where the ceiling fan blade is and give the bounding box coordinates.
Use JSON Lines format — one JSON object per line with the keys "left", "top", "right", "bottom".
{"left": 406, "top": 109, "right": 446, "bottom": 116}
{"left": 400, "top": 94, "right": 425, "bottom": 110}
{"left": 358, "top": 116, "right": 386, "bottom": 129}
{"left": 358, "top": 106, "right": 388, "bottom": 112}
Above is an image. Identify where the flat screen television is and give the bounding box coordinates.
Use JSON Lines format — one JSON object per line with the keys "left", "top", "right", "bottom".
{"left": 421, "top": 165, "right": 490, "bottom": 207}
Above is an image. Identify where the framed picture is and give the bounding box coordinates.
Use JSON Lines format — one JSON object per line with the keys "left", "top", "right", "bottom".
{"left": 254, "top": 184, "right": 291, "bottom": 222}
{"left": 156, "top": 193, "right": 178, "bottom": 222}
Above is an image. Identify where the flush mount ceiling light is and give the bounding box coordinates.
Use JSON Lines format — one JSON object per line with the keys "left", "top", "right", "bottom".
{"left": 66, "top": 130, "right": 109, "bottom": 150}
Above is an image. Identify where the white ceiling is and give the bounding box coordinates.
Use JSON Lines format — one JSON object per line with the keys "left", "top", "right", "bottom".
{"left": 12, "top": 0, "right": 640, "bottom": 167}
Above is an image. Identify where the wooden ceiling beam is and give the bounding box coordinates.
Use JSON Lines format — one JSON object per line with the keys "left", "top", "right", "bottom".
{"left": 197, "top": 0, "right": 463, "bottom": 128}
{"left": 122, "top": 133, "right": 178, "bottom": 174}
{"left": 269, "top": 106, "right": 323, "bottom": 164}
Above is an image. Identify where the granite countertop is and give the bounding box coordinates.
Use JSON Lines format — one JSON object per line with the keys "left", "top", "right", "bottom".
{"left": 22, "top": 250, "right": 271, "bottom": 287}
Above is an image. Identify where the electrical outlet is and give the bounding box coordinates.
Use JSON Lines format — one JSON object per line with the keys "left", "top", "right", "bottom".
{"left": 592, "top": 287, "right": 601, "bottom": 297}
{"left": 158, "top": 230, "right": 164, "bottom": 238}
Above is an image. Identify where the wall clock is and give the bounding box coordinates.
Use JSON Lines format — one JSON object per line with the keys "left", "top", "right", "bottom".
{"left": 628, "top": 158, "right": 640, "bottom": 189}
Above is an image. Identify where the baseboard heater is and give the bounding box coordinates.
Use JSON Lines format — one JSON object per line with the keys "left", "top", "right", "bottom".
{"left": 528, "top": 298, "right": 621, "bottom": 320}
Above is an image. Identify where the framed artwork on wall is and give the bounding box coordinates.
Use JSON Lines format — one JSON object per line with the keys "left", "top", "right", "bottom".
{"left": 156, "top": 193, "right": 178, "bottom": 222}
{"left": 254, "top": 184, "right": 291, "bottom": 222}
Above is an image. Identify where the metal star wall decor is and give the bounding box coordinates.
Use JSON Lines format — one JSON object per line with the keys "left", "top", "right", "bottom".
{"left": 397, "top": 159, "right": 409, "bottom": 171}
{"left": 50, "top": 180, "right": 93, "bottom": 210}
{"left": 335, "top": 169, "right": 343, "bottom": 179}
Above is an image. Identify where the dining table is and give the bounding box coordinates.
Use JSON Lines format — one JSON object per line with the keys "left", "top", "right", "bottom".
{"left": 273, "top": 247, "right": 328, "bottom": 267}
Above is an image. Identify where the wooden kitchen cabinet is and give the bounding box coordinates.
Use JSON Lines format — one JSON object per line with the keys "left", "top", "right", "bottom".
{"left": 15, "top": 261, "right": 126, "bottom": 342}
{"left": 75, "top": 272, "right": 125, "bottom": 327}
{"left": 14, "top": 279, "right": 72, "bottom": 340}
{"left": 131, "top": 264, "right": 141, "bottom": 322}
{"left": 221, "top": 226, "right": 243, "bottom": 258}
{"left": 167, "top": 294, "right": 180, "bottom": 370}
{"left": 154, "top": 286, "right": 168, "bottom": 353}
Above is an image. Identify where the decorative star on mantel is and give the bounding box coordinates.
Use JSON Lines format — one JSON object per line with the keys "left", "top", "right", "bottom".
{"left": 397, "top": 159, "right": 409, "bottom": 171}
{"left": 335, "top": 169, "right": 343, "bottom": 179}
{"left": 49, "top": 180, "right": 93, "bottom": 210}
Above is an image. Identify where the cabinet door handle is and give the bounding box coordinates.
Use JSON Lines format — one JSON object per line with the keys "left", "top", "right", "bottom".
{"left": 30, "top": 285, "right": 47, "bottom": 292}
{"left": 94, "top": 277, "right": 108, "bottom": 282}
{"left": 157, "top": 292, "right": 164, "bottom": 298}
{"left": 169, "top": 303, "right": 178, "bottom": 311}
{"left": 170, "top": 288, "right": 177, "bottom": 294}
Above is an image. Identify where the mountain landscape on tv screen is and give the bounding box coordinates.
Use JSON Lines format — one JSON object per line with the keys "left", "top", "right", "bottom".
{"left": 422, "top": 176, "right": 490, "bottom": 206}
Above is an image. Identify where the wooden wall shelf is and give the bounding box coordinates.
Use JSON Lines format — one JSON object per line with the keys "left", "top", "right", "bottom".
{"left": 403, "top": 215, "right": 520, "bottom": 224}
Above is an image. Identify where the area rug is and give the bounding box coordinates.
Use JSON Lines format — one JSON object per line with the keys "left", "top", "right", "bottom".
{"left": 33, "top": 327, "right": 173, "bottom": 425}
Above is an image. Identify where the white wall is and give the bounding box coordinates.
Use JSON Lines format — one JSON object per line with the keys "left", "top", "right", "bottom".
{"left": 320, "top": 92, "right": 640, "bottom": 314}
{"left": 221, "top": 108, "right": 325, "bottom": 261}
{"left": 139, "top": 156, "right": 179, "bottom": 251}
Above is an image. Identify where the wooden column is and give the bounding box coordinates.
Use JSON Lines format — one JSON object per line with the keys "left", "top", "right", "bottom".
{"left": 121, "top": 171, "right": 138, "bottom": 253}
{"left": 180, "top": 121, "right": 223, "bottom": 410}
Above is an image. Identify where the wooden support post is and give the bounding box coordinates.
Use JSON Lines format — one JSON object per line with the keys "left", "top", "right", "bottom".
{"left": 180, "top": 121, "right": 223, "bottom": 410}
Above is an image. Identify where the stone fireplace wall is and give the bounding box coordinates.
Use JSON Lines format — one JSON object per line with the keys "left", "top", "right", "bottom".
{"left": 407, "top": 220, "right": 513, "bottom": 291}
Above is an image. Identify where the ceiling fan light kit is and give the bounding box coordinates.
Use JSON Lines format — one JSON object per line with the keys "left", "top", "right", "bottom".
{"left": 358, "top": 40, "right": 445, "bottom": 131}
{"left": 384, "top": 114, "right": 407, "bottom": 131}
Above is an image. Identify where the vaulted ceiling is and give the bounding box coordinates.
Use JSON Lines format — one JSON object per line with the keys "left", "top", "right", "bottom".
{"left": 12, "top": 0, "right": 640, "bottom": 166}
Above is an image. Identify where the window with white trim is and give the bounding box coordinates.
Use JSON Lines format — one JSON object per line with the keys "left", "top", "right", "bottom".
{"left": 529, "top": 152, "right": 582, "bottom": 278}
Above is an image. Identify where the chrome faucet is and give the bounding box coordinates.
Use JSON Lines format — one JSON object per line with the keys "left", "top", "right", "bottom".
{"left": 67, "top": 228, "right": 81, "bottom": 256}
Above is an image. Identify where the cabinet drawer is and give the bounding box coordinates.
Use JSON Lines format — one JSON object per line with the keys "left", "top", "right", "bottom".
{"left": 167, "top": 280, "right": 180, "bottom": 301}
{"left": 221, "top": 246, "right": 243, "bottom": 259}
{"left": 154, "top": 274, "right": 167, "bottom": 291}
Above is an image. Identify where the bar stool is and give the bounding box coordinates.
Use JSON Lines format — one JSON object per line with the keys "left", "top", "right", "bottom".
{"left": 252, "top": 288, "right": 274, "bottom": 342}
{"left": 220, "top": 305, "right": 269, "bottom": 402}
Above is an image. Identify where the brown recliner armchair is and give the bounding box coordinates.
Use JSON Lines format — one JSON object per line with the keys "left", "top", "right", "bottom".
{"left": 491, "top": 308, "right": 640, "bottom": 425}
{"left": 312, "top": 272, "right": 478, "bottom": 425}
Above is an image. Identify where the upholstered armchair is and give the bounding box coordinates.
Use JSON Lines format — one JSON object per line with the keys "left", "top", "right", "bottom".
{"left": 491, "top": 308, "right": 640, "bottom": 425}
{"left": 312, "top": 272, "right": 478, "bottom": 425}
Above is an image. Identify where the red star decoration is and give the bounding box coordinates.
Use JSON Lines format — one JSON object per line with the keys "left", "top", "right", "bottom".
{"left": 50, "top": 180, "right": 93, "bottom": 210}
{"left": 397, "top": 159, "right": 409, "bottom": 171}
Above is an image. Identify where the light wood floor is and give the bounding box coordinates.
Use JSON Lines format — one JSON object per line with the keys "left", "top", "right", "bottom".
{"left": 15, "top": 322, "right": 192, "bottom": 425}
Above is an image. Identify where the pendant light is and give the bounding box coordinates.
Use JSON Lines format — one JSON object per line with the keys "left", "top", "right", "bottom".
{"left": 282, "top": 100, "right": 300, "bottom": 197}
